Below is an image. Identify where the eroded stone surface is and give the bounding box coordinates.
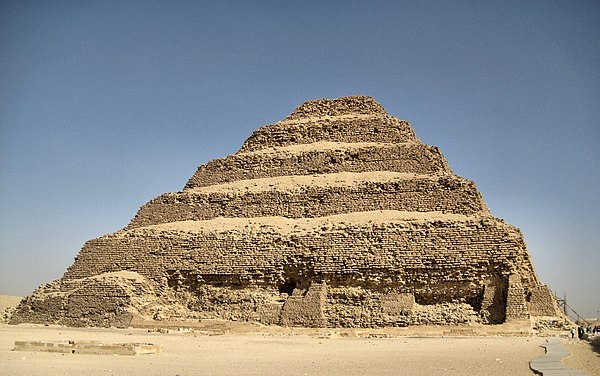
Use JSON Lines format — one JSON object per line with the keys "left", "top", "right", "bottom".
{"left": 13, "top": 340, "right": 162, "bottom": 355}
{"left": 10, "top": 96, "right": 561, "bottom": 328}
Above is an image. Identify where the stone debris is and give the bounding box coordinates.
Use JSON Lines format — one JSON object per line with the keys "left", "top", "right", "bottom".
{"left": 13, "top": 340, "right": 162, "bottom": 355}
{"left": 10, "top": 95, "right": 563, "bottom": 329}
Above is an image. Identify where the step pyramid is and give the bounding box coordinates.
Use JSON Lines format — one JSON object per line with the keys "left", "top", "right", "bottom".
{"left": 11, "top": 96, "right": 561, "bottom": 328}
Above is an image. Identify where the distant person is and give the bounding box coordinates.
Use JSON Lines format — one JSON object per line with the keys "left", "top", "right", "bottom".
{"left": 578, "top": 326, "right": 584, "bottom": 339}
{"left": 571, "top": 327, "right": 575, "bottom": 339}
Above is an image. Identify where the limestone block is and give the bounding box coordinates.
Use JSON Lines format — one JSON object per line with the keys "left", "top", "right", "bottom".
{"left": 13, "top": 341, "right": 162, "bottom": 355}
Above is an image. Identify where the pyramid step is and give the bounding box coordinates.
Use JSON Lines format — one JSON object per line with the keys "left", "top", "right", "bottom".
{"left": 65, "top": 211, "right": 531, "bottom": 302}
{"left": 240, "top": 115, "right": 418, "bottom": 152}
{"left": 129, "top": 173, "right": 489, "bottom": 228}
{"left": 186, "top": 142, "right": 451, "bottom": 188}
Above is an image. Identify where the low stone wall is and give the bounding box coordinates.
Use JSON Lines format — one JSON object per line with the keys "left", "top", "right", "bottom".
{"left": 13, "top": 340, "right": 162, "bottom": 355}
{"left": 186, "top": 143, "right": 451, "bottom": 189}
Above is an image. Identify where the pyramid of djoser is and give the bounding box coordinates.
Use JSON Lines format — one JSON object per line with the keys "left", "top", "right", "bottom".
{"left": 12, "top": 96, "right": 561, "bottom": 328}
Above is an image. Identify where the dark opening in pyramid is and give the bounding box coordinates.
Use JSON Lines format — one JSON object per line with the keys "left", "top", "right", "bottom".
{"left": 12, "top": 95, "right": 561, "bottom": 328}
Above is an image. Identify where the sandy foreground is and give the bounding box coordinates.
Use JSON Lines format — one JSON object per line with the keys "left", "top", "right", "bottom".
{"left": 0, "top": 323, "right": 548, "bottom": 376}
{"left": 0, "top": 296, "right": 21, "bottom": 312}
{"left": 2, "top": 294, "right": 598, "bottom": 376}
{"left": 564, "top": 338, "right": 600, "bottom": 375}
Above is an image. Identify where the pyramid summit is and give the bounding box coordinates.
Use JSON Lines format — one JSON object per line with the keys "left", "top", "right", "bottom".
{"left": 285, "top": 95, "right": 388, "bottom": 119}
{"left": 11, "top": 95, "right": 561, "bottom": 328}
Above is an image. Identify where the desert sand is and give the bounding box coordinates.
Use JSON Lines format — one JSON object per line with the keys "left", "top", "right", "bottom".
{"left": 0, "top": 296, "right": 21, "bottom": 313}
{"left": 1, "top": 323, "right": 548, "bottom": 376}
{"left": 564, "top": 337, "right": 600, "bottom": 375}
{"left": 3, "top": 300, "right": 597, "bottom": 376}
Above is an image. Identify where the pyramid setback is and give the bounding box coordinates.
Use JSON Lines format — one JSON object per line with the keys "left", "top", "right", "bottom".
{"left": 11, "top": 96, "right": 561, "bottom": 328}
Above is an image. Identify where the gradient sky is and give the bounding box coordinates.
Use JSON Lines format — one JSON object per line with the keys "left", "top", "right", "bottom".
{"left": 1, "top": 1, "right": 599, "bottom": 319}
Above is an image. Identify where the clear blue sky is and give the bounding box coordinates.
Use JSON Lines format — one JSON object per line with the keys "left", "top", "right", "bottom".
{"left": 1, "top": 1, "right": 599, "bottom": 319}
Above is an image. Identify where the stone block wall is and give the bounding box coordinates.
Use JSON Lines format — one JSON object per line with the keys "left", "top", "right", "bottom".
{"left": 382, "top": 292, "right": 415, "bottom": 314}
{"left": 181, "top": 284, "right": 283, "bottom": 324}
{"left": 324, "top": 288, "right": 479, "bottom": 327}
{"left": 64, "top": 216, "right": 539, "bottom": 301}
{"left": 128, "top": 176, "right": 489, "bottom": 228}
{"left": 281, "top": 283, "right": 327, "bottom": 327}
{"left": 240, "top": 116, "right": 418, "bottom": 152}
{"left": 505, "top": 274, "right": 530, "bottom": 320}
{"left": 527, "top": 284, "right": 560, "bottom": 316}
{"left": 185, "top": 143, "right": 452, "bottom": 189}
{"left": 479, "top": 279, "right": 506, "bottom": 324}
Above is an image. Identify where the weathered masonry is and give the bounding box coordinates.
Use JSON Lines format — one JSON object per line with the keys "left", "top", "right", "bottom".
{"left": 11, "top": 96, "right": 561, "bottom": 328}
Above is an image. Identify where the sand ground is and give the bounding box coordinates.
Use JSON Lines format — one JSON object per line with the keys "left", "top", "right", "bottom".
{"left": 2, "top": 295, "right": 598, "bottom": 376}
{"left": 1, "top": 323, "right": 546, "bottom": 376}
{"left": 563, "top": 337, "right": 600, "bottom": 375}
{"left": 0, "top": 296, "right": 21, "bottom": 313}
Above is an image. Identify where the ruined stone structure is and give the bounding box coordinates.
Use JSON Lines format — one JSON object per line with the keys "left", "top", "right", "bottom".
{"left": 11, "top": 96, "right": 561, "bottom": 328}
